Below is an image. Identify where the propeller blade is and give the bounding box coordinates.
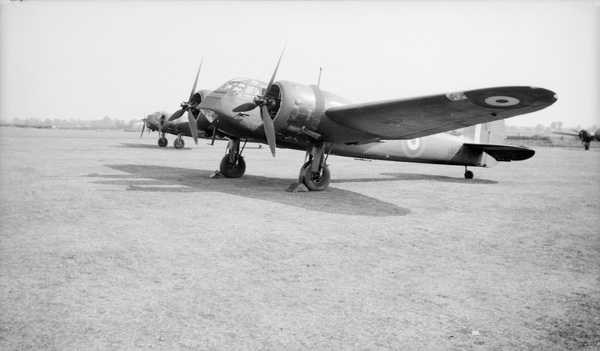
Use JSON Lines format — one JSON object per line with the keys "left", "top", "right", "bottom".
{"left": 187, "top": 110, "right": 198, "bottom": 144}
{"left": 140, "top": 120, "right": 146, "bottom": 138}
{"left": 232, "top": 102, "right": 257, "bottom": 113}
{"left": 260, "top": 105, "right": 276, "bottom": 157}
{"left": 265, "top": 47, "right": 285, "bottom": 95}
{"left": 168, "top": 108, "right": 185, "bottom": 121}
{"left": 189, "top": 58, "right": 203, "bottom": 101}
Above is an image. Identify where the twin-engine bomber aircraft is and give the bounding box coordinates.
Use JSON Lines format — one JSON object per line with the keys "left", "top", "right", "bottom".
{"left": 140, "top": 108, "right": 218, "bottom": 149}
{"left": 552, "top": 129, "right": 599, "bottom": 150}
{"left": 155, "top": 53, "right": 556, "bottom": 191}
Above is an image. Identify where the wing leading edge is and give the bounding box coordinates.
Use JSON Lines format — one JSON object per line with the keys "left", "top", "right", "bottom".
{"left": 325, "top": 86, "right": 556, "bottom": 140}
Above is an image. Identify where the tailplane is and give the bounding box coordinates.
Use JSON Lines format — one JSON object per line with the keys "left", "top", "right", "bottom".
{"left": 461, "top": 121, "right": 509, "bottom": 167}
{"left": 462, "top": 143, "right": 535, "bottom": 163}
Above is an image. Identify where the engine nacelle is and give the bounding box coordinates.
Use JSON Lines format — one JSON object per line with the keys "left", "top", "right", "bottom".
{"left": 271, "top": 81, "right": 376, "bottom": 144}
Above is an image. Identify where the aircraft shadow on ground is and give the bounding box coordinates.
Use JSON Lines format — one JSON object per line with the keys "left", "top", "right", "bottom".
{"left": 333, "top": 172, "right": 498, "bottom": 185}
{"left": 87, "top": 164, "right": 410, "bottom": 217}
{"left": 116, "top": 143, "right": 192, "bottom": 150}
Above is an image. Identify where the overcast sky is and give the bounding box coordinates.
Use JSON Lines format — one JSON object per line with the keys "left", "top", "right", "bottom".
{"left": 1, "top": 0, "right": 598, "bottom": 127}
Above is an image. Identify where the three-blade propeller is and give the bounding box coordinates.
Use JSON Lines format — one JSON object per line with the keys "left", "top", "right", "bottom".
{"left": 167, "top": 59, "right": 204, "bottom": 144}
{"left": 232, "top": 48, "right": 285, "bottom": 157}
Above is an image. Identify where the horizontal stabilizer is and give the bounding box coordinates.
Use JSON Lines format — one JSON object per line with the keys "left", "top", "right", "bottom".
{"left": 463, "top": 143, "right": 535, "bottom": 162}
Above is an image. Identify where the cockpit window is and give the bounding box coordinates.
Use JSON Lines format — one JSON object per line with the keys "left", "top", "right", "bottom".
{"left": 229, "top": 83, "right": 244, "bottom": 96}
{"left": 215, "top": 81, "right": 234, "bottom": 93}
{"left": 243, "top": 86, "right": 260, "bottom": 97}
{"left": 215, "top": 79, "right": 266, "bottom": 96}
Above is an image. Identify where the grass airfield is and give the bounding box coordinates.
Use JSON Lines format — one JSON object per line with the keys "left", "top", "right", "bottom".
{"left": 1, "top": 126, "right": 598, "bottom": 350}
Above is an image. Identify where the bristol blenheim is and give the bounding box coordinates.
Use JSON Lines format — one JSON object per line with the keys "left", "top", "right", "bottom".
{"left": 140, "top": 109, "right": 215, "bottom": 149}
{"left": 552, "top": 129, "right": 599, "bottom": 150}
{"left": 147, "top": 53, "right": 557, "bottom": 191}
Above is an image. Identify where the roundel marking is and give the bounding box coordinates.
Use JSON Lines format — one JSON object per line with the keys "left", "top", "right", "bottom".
{"left": 407, "top": 138, "right": 421, "bottom": 151}
{"left": 401, "top": 137, "right": 425, "bottom": 158}
{"left": 484, "top": 96, "right": 520, "bottom": 107}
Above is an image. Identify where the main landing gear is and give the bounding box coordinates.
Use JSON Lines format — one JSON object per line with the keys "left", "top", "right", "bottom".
{"left": 298, "top": 144, "right": 331, "bottom": 191}
{"left": 219, "top": 139, "right": 246, "bottom": 178}
{"left": 464, "top": 166, "right": 474, "bottom": 179}
{"left": 214, "top": 139, "right": 331, "bottom": 191}
{"left": 173, "top": 135, "right": 185, "bottom": 149}
{"left": 158, "top": 134, "right": 168, "bottom": 148}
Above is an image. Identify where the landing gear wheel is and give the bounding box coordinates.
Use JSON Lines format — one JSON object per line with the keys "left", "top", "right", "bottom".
{"left": 174, "top": 138, "right": 184, "bottom": 149}
{"left": 158, "top": 137, "right": 168, "bottom": 147}
{"left": 464, "top": 170, "right": 474, "bottom": 179}
{"left": 299, "top": 161, "right": 330, "bottom": 191}
{"left": 219, "top": 155, "right": 246, "bottom": 178}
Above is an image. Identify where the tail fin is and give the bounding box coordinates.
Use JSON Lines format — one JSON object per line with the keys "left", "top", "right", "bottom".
{"left": 462, "top": 120, "right": 506, "bottom": 144}
{"left": 461, "top": 121, "right": 507, "bottom": 167}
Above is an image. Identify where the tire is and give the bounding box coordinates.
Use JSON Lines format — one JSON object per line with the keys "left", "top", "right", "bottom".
{"left": 158, "top": 137, "right": 168, "bottom": 147}
{"left": 219, "top": 155, "right": 246, "bottom": 178}
{"left": 300, "top": 161, "right": 330, "bottom": 191}
{"left": 464, "top": 170, "right": 474, "bottom": 179}
{"left": 174, "top": 138, "right": 184, "bottom": 149}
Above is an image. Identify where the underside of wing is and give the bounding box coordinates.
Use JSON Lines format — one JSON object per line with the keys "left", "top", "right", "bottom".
{"left": 325, "top": 86, "right": 556, "bottom": 140}
{"left": 463, "top": 143, "right": 535, "bottom": 161}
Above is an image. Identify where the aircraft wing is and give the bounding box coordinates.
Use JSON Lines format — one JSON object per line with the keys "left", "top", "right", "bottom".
{"left": 325, "top": 86, "right": 556, "bottom": 140}
{"left": 552, "top": 131, "right": 579, "bottom": 137}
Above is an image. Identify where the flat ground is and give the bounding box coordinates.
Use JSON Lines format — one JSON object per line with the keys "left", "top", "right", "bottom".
{"left": 1, "top": 127, "right": 599, "bottom": 350}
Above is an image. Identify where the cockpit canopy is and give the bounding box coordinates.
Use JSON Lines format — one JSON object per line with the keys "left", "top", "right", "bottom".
{"left": 214, "top": 78, "right": 266, "bottom": 98}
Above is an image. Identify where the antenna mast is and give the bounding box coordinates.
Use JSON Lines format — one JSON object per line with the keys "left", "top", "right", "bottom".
{"left": 317, "top": 67, "right": 323, "bottom": 88}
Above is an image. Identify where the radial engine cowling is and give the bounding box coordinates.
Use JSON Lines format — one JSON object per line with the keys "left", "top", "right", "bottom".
{"left": 270, "top": 81, "right": 372, "bottom": 144}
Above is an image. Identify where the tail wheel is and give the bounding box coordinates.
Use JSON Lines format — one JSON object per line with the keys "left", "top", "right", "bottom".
{"left": 464, "top": 170, "right": 474, "bottom": 179}
{"left": 300, "top": 161, "right": 330, "bottom": 191}
{"left": 220, "top": 155, "right": 246, "bottom": 178}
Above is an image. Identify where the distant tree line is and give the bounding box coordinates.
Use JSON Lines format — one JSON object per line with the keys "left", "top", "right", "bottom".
{"left": 1, "top": 117, "right": 596, "bottom": 136}
{"left": 1, "top": 116, "right": 142, "bottom": 130}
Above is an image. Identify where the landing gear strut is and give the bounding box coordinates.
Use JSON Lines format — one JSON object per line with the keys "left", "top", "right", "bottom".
{"left": 158, "top": 134, "right": 168, "bottom": 147}
{"left": 219, "top": 139, "right": 246, "bottom": 178}
{"left": 173, "top": 135, "right": 185, "bottom": 149}
{"left": 299, "top": 144, "right": 331, "bottom": 191}
{"left": 464, "top": 166, "right": 474, "bottom": 179}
